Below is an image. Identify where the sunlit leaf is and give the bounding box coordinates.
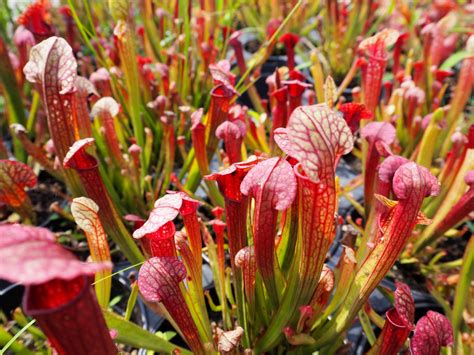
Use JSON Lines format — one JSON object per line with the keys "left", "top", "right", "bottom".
{"left": 71, "top": 197, "right": 112, "bottom": 307}
{"left": 287, "top": 104, "right": 353, "bottom": 183}
{"left": 0, "top": 160, "right": 36, "bottom": 207}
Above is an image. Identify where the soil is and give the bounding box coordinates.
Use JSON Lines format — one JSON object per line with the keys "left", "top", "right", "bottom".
{"left": 27, "top": 171, "right": 74, "bottom": 231}
{"left": 437, "top": 228, "right": 471, "bottom": 262}
{"left": 392, "top": 261, "right": 429, "bottom": 293}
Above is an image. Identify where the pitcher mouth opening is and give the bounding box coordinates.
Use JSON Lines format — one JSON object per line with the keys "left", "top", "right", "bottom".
{"left": 211, "top": 84, "right": 235, "bottom": 99}
{"left": 23, "top": 275, "right": 90, "bottom": 316}
{"left": 386, "top": 308, "right": 412, "bottom": 329}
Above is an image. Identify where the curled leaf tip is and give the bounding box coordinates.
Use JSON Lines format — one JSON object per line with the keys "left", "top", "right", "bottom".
{"left": 274, "top": 128, "right": 298, "bottom": 158}
{"left": 216, "top": 121, "right": 244, "bottom": 140}
{"left": 279, "top": 32, "right": 299, "bottom": 46}
{"left": 91, "top": 97, "right": 120, "bottom": 117}
{"left": 361, "top": 122, "right": 396, "bottom": 145}
{"left": 17, "top": 0, "right": 53, "bottom": 38}
{"left": 241, "top": 157, "right": 297, "bottom": 211}
{"left": 63, "top": 138, "right": 96, "bottom": 170}
{"left": 0, "top": 224, "right": 111, "bottom": 285}
{"left": 138, "top": 257, "right": 203, "bottom": 352}
{"left": 209, "top": 60, "right": 236, "bottom": 93}
{"left": 464, "top": 170, "right": 474, "bottom": 186}
{"left": 13, "top": 25, "right": 35, "bottom": 47}
{"left": 0, "top": 160, "right": 37, "bottom": 207}
{"left": 24, "top": 36, "right": 76, "bottom": 95}
{"left": 11, "top": 123, "right": 27, "bottom": 134}
{"left": 338, "top": 103, "right": 372, "bottom": 132}
{"left": 394, "top": 282, "right": 415, "bottom": 328}
{"left": 359, "top": 29, "right": 400, "bottom": 54}
{"left": 392, "top": 162, "right": 440, "bottom": 199}
{"left": 191, "top": 108, "right": 204, "bottom": 126}
{"left": 138, "top": 257, "right": 187, "bottom": 303}
{"left": 205, "top": 156, "right": 261, "bottom": 201}
{"left": 217, "top": 326, "right": 244, "bottom": 353}
{"left": 133, "top": 194, "right": 182, "bottom": 239}
{"left": 411, "top": 311, "right": 453, "bottom": 355}
{"left": 378, "top": 155, "right": 410, "bottom": 183}
{"left": 287, "top": 104, "right": 354, "bottom": 183}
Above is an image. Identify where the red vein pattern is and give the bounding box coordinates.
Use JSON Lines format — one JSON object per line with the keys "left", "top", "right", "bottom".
{"left": 0, "top": 224, "right": 116, "bottom": 355}
{"left": 235, "top": 246, "right": 256, "bottom": 308}
{"left": 216, "top": 120, "right": 244, "bottom": 163}
{"left": 358, "top": 30, "right": 399, "bottom": 114}
{"left": 172, "top": 191, "right": 203, "bottom": 266}
{"left": 394, "top": 282, "right": 415, "bottom": 328}
{"left": 206, "top": 85, "right": 234, "bottom": 158}
{"left": 91, "top": 97, "right": 124, "bottom": 166}
{"left": 286, "top": 104, "right": 352, "bottom": 303}
{"left": 371, "top": 282, "right": 414, "bottom": 355}
{"left": 376, "top": 155, "right": 410, "bottom": 198}
{"left": 71, "top": 197, "right": 111, "bottom": 264}
{"left": 308, "top": 265, "right": 334, "bottom": 325}
{"left": 361, "top": 121, "right": 396, "bottom": 212}
{"left": 0, "top": 224, "right": 111, "bottom": 285}
{"left": 273, "top": 128, "right": 298, "bottom": 159}
{"left": 287, "top": 105, "right": 353, "bottom": 183}
{"left": 73, "top": 76, "right": 96, "bottom": 139}
{"left": 23, "top": 36, "right": 84, "bottom": 195}
{"left": 175, "top": 232, "right": 202, "bottom": 288}
{"left": 133, "top": 194, "right": 182, "bottom": 239}
{"left": 411, "top": 311, "right": 453, "bottom": 355}
{"left": 0, "top": 160, "right": 36, "bottom": 207}
{"left": 138, "top": 257, "right": 204, "bottom": 353}
{"left": 205, "top": 157, "right": 260, "bottom": 269}
{"left": 64, "top": 138, "right": 143, "bottom": 264}
{"left": 355, "top": 162, "right": 439, "bottom": 315}
{"left": 241, "top": 157, "right": 297, "bottom": 303}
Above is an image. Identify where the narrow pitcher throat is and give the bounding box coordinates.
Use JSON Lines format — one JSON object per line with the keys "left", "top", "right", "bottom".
{"left": 23, "top": 275, "right": 89, "bottom": 314}
{"left": 23, "top": 274, "right": 117, "bottom": 355}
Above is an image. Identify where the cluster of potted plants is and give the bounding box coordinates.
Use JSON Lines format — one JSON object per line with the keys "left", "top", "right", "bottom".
{"left": 0, "top": 0, "right": 472, "bottom": 354}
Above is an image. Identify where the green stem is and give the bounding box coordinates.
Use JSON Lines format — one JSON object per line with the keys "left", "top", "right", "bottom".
{"left": 0, "top": 34, "right": 26, "bottom": 161}
{"left": 124, "top": 282, "right": 139, "bottom": 321}
{"left": 0, "top": 320, "right": 36, "bottom": 355}
{"left": 452, "top": 237, "right": 474, "bottom": 354}
{"left": 235, "top": 0, "right": 305, "bottom": 90}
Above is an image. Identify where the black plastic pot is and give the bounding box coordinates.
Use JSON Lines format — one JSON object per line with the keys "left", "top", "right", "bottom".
{"left": 235, "top": 32, "right": 312, "bottom": 110}
{"left": 0, "top": 280, "right": 24, "bottom": 318}
{"left": 236, "top": 55, "right": 288, "bottom": 109}
{"left": 328, "top": 160, "right": 363, "bottom": 260}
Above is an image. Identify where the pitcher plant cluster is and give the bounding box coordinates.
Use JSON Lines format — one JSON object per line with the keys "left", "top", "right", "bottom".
{"left": 0, "top": 0, "right": 472, "bottom": 354}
